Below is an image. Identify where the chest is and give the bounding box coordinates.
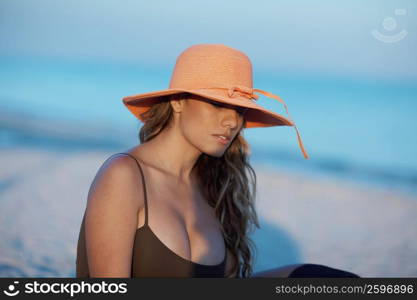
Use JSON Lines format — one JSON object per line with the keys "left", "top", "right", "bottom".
{"left": 136, "top": 177, "right": 226, "bottom": 266}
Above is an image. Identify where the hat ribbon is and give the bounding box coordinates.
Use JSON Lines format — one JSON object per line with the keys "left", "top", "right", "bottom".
{"left": 200, "top": 85, "right": 310, "bottom": 159}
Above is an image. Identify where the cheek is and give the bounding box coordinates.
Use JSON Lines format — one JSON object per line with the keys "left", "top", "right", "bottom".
{"left": 182, "top": 104, "right": 214, "bottom": 130}
{"left": 180, "top": 104, "right": 215, "bottom": 141}
{"left": 179, "top": 103, "right": 227, "bottom": 154}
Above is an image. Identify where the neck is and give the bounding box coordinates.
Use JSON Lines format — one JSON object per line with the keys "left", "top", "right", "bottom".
{"left": 140, "top": 124, "right": 202, "bottom": 186}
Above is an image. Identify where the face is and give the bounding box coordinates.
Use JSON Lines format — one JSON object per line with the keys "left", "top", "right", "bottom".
{"left": 171, "top": 95, "right": 248, "bottom": 157}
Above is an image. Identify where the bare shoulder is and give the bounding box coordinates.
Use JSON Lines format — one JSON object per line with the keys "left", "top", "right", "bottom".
{"left": 83, "top": 153, "right": 146, "bottom": 277}
{"left": 88, "top": 153, "right": 146, "bottom": 212}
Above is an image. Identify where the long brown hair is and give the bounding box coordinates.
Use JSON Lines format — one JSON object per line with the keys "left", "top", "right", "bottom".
{"left": 137, "top": 93, "right": 260, "bottom": 278}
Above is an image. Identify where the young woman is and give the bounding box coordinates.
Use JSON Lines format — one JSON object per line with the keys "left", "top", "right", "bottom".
{"left": 75, "top": 44, "right": 358, "bottom": 278}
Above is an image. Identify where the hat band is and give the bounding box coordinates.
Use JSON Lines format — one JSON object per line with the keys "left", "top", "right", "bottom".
{"left": 197, "top": 85, "right": 310, "bottom": 160}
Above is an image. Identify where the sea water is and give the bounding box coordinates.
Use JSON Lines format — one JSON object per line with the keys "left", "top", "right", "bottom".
{"left": 1, "top": 54, "right": 416, "bottom": 195}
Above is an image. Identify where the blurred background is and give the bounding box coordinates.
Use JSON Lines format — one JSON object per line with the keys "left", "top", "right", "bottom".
{"left": 1, "top": 0, "right": 416, "bottom": 277}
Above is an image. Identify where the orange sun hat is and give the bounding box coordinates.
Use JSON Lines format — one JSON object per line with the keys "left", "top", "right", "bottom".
{"left": 122, "top": 44, "right": 309, "bottom": 159}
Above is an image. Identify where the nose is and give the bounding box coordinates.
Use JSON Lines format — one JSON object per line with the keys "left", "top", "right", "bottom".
{"left": 221, "top": 107, "right": 241, "bottom": 130}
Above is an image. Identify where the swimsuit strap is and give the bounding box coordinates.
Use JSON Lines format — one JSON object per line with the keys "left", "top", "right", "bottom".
{"left": 110, "top": 152, "right": 149, "bottom": 226}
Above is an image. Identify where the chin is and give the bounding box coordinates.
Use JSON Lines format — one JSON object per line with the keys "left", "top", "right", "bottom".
{"left": 196, "top": 140, "right": 229, "bottom": 158}
{"left": 204, "top": 148, "right": 226, "bottom": 158}
{"left": 211, "top": 152, "right": 225, "bottom": 158}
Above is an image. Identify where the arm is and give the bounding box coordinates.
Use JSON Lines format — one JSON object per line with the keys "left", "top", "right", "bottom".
{"left": 84, "top": 155, "right": 144, "bottom": 277}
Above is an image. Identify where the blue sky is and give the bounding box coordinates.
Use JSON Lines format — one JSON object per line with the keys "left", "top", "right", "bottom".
{"left": 1, "top": 0, "right": 416, "bottom": 82}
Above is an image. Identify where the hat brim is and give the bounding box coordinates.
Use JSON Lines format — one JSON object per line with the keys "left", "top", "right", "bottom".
{"left": 122, "top": 88, "right": 294, "bottom": 128}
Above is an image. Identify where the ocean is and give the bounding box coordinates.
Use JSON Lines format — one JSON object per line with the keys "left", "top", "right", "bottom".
{"left": 1, "top": 54, "right": 417, "bottom": 195}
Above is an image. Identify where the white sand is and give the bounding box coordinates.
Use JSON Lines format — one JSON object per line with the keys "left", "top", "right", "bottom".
{"left": 0, "top": 147, "right": 416, "bottom": 277}
{"left": 252, "top": 165, "right": 417, "bottom": 277}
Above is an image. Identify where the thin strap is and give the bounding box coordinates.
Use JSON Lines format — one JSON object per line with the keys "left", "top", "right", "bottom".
{"left": 111, "top": 152, "right": 149, "bottom": 226}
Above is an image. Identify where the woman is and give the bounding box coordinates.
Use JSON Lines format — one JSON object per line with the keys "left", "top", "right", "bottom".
{"left": 75, "top": 44, "right": 358, "bottom": 278}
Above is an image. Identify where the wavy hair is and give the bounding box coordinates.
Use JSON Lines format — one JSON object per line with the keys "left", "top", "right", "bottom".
{"left": 137, "top": 93, "right": 260, "bottom": 278}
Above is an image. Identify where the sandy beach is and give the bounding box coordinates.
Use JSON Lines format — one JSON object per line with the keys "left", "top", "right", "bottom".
{"left": 0, "top": 146, "right": 416, "bottom": 277}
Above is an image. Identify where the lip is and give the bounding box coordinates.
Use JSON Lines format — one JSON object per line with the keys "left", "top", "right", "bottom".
{"left": 212, "top": 134, "right": 231, "bottom": 145}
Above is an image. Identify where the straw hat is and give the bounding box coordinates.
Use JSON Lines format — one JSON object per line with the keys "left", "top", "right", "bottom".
{"left": 122, "top": 44, "right": 309, "bottom": 159}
